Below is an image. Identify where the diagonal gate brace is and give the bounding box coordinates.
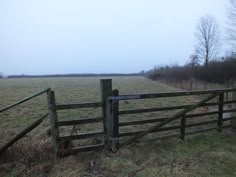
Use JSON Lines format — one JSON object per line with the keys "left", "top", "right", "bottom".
{"left": 119, "top": 93, "right": 218, "bottom": 148}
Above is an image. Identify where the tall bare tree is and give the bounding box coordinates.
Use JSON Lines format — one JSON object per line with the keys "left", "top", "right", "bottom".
{"left": 195, "top": 15, "right": 221, "bottom": 88}
{"left": 195, "top": 16, "right": 221, "bottom": 68}
{"left": 227, "top": 0, "right": 236, "bottom": 42}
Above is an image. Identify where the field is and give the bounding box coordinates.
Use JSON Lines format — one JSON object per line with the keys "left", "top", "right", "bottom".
{"left": 0, "top": 76, "right": 236, "bottom": 177}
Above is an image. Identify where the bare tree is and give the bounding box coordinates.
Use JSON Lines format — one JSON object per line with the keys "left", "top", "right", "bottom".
{"left": 195, "top": 16, "right": 221, "bottom": 67}
{"left": 227, "top": 0, "right": 236, "bottom": 42}
{"left": 195, "top": 15, "right": 221, "bottom": 88}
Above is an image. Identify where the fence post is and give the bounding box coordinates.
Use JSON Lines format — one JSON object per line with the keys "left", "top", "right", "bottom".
{"left": 111, "top": 89, "right": 119, "bottom": 152}
{"left": 100, "top": 79, "right": 112, "bottom": 145}
{"left": 218, "top": 93, "right": 224, "bottom": 132}
{"left": 180, "top": 116, "right": 186, "bottom": 140}
{"left": 47, "top": 90, "right": 59, "bottom": 154}
{"left": 231, "top": 91, "right": 236, "bottom": 129}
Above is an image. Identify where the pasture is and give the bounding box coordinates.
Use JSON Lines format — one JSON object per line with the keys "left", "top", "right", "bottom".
{"left": 0, "top": 76, "right": 236, "bottom": 177}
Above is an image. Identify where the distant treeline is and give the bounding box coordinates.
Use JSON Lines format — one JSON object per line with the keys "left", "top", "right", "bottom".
{"left": 7, "top": 73, "right": 143, "bottom": 78}
{"left": 146, "top": 56, "right": 236, "bottom": 87}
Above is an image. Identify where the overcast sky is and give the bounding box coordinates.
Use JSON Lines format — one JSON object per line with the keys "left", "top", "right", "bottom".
{"left": 0, "top": 0, "right": 229, "bottom": 75}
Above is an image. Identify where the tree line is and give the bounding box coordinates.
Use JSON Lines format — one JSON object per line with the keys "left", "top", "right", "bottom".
{"left": 7, "top": 73, "right": 143, "bottom": 78}
{"left": 147, "top": 56, "right": 236, "bottom": 87}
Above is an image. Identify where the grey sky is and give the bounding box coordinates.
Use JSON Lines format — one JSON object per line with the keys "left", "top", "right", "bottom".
{"left": 0, "top": 0, "right": 228, "bottom": 75}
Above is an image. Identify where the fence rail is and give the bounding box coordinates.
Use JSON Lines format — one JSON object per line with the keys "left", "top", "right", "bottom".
{"left": 0, "top": 88, "right": 50, "bottom": 154}
{"left": 55, "top": 102, "right": 102, "bottom": 110}
{"left": 0, "top": 88, "right": 50, "bottom": 113}
{"left": 109, "top": 88, "right": 236, "bottom": 101}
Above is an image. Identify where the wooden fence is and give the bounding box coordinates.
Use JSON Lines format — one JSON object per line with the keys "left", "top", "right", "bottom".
{"left": 1, "top": 79, "right": 236, "bottom": 157}
{"left": 47, "top": 79, "right": 112, "bottom": 156}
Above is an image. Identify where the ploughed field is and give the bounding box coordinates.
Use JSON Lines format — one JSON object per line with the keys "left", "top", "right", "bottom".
{"left": 0, "top": 76, "right": 236, "bottom": 177}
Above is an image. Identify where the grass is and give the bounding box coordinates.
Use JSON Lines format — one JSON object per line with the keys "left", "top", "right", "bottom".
{"left": 0, "top": 76, "right": 235, "bottom": 177}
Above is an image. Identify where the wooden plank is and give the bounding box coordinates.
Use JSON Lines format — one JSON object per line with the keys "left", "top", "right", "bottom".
{"left": 119, "top": 114, "right": 218, "bottom": 127}
{"left": 56, "top": 117, "right": 103, "bottom": 126}
{"left": 58, "top": 144, "right": 104, "bottom": 156}
{"left": 100, "top": 79, "right": 112, "bottom": 145}
{"left": 186, "top": 127, "right": 216, "bottom": 135}
{"left": 185, "top": 111, "right": 219, "bottom": 118}
{"left": 218, "top": 93, "right": 224, "bottom": 132}
{"left": 186, "top": 120, "right": 217, "bottom": 128}
{"left": 224, "top": 100, "right": 236, "bottom": 104}
{"left": 119, "top": 125, "right": 181, "bottom": 137}
{"left": 119, "top": 93, "right": 218, "bottom": 148}
{"left": 119, "top": 105, "right": 188, "bottom": 115}
{"left": 119, "top": 117, "right": 168, "bottom": 126}
{"left": 222, "top": 125, "right": 232, "bottom": 129}
{"left": 223, "top": 109, "right": 236, "bottom": 113}
{"left": 0, "top": 88, "right": 50, "bottom": 113}
{"left": 111, "top": 89, "right": 119, "bottom": 152}
{"left": 109, "top": 88, "right": 236, "bottom": 101}
{"left": 58, "top": 131, "right": 104, "bottom": 142}
{"left": 222, "top": 117, "right": 236, "bottom": 121}
{"left": 55, "top": 102, "right": 102, "bottom": 110}
{"left": 119, "top": 102, "right": 223, "bottom": 115}
{"left": 0, "top": 113, "right": 48, "bottom": 154}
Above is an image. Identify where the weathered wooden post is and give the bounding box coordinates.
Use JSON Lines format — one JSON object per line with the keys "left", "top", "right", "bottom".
{"left": 231, "top": 91, "right": 236, "bottom": 129}
{"left": 47, "top": 90, "right": 59, "bottom": 154}
{"left": 217, "top": 93, "right": 224, "bottom": 132}
{"left": 111, "top": 89, "right": 119, "bottom": 152}
{"left": 100, "top": 79, "right": 112, "bottom": 145}
{"left": 105, "top": 89, "right": 119, "bottom": 152}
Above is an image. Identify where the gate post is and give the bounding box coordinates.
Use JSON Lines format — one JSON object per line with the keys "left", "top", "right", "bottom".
{"left": 231, "top": 91, "right": 236, "bottom": 129}
{"left": 106, "top": 89, "right": 119, "bottom": 152}
{"left": 47, "top": 90, "right": 59, "bottom": 154}
{"left": 111, "top": 89, "right": 119, "bottom": 152}
{"left": 100, "top": 79, "right": 112, "bottom": 145}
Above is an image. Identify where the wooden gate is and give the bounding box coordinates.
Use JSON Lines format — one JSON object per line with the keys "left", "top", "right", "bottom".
{"left": 47, "top": 79, "right": 112, "bottom": 156}
{"left": 106, "top": 88, "right": 236, "bottom": 152}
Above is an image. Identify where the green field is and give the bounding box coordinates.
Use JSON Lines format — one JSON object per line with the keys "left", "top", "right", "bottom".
{"left": 0, "top": 76, "right": 236, "bottom": 177}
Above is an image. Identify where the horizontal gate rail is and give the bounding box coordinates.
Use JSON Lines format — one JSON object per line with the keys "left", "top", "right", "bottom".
{"left": 109, "top": 88, "right": 236, "bottom": 101}
{"left": 0, "top": 88, "right": 50, "bottom": 113}
{"left": 119, "top": 101, "right": 236, "bottom": 115}
{"left": 186, "top": 120, "right": 217, "bottom": 128}
{"left": 223, "top": 117, "right": 236, "bottom": 121}
{"left": 55, "top": 102, "right": 102, "bottom": 110}
{"left": 119, "top": 117, "right": 168, "bottom": 126}
{"left": 186, "top": 111, "right": 219, "bottom": 118}
{"left": 119, "top": 111, "right": 221, "bottom": 127}
{"left": 185, "top": 127, "right": 217, "bottom": 136}
{"left": 56, "top": 117, "right": 103, "bottom": 126}
{"left": 119, "top": 125, "right": 181, "bottom": 137}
